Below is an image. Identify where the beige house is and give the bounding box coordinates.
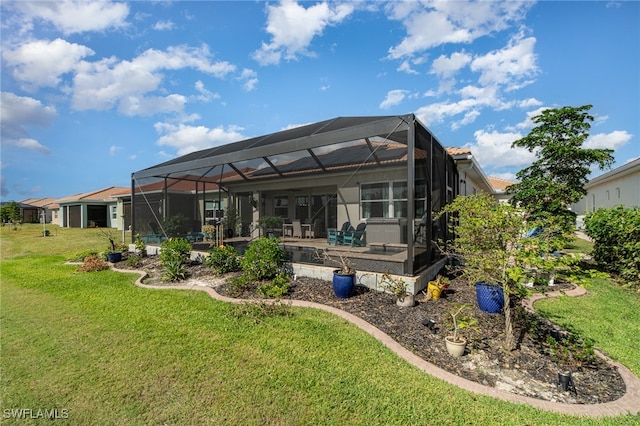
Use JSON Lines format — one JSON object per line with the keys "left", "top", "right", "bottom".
{"left": 54, "top": 187, "right": 129, "bottom": 229}
{"left": 572, "top": 158, "right": 640, "bottom": 228}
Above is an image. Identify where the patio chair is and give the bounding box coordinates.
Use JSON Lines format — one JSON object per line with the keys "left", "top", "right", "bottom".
{"left": 342, "top": 222, "right": 367, "bottom": 247}
{"left": 327, "top": 221, "right": 351, "bottom": 245}
{"left": 292, "top": 219, "right": 303, "bottom": 238}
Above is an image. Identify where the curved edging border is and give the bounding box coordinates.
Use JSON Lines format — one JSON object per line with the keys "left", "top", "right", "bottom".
{"left": 116, "top": 267, "right": 639, "bottom": 418}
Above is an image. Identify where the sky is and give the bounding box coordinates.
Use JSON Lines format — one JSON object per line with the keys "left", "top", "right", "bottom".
{"left": 1, "top": 0, "right": 638, "bottom": 201}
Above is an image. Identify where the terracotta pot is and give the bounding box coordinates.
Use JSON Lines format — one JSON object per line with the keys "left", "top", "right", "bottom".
{"left": 445, "top": 336, "right": 467, "bottom": 357}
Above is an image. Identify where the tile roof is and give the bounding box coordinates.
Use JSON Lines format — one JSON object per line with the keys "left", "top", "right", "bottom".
{"left": 55, "top": 186, "right": 129, "bottom": 203}
{"left": 487, "top": 176, "right": 515, "bottom": 191}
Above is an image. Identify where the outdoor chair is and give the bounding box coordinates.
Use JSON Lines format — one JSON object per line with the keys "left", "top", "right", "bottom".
{"left": 342, "top": 222, "right": 367, "bottom": 247}
{"left": 327, "top": 221, "right": 351, "bottom": 245}
{"left": 292, "top": 219, "right": 303, "bottom": 238}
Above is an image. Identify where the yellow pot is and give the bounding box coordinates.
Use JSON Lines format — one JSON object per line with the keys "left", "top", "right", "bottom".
{"left": 427, "top": 282, "right": 443, "bottom": 300}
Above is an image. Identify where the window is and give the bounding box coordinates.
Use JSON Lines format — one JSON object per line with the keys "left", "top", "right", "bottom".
{"left": 274, "top": 196, "right": 288, "bottom": 218}
{"left": 361, "top": 182, "right": 389, "bottom": 218}
{"left": 205, "top": 201, "right": 221, "bottom": 218}
{"left": 616, "top": 187, "right": 621, "bottom": 199}
{"left": 606, "top": 190, "right": 610, "bottom": 200}
{"left": 361, "top": 180, "right": 427, "bottom": 219}
{"left": 111, "top": 206, "right": 117, "bottom": 220}
{"left": 592, "top": 194, "right": 596, "bottom": 212}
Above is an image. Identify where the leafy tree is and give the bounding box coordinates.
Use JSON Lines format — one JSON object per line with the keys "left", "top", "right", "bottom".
{"left": 507, "top": 105, "right": 614, "bottom": 231}
{"left": 1, "top": 201, "right": 21, "bottom": 224}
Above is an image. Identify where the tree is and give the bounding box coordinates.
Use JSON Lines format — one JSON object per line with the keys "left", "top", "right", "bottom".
{"left": 507, "top": 105, "right": 614, "bottom": 231}
{"left": 1, "top": 201, "right": 21, "bottom": 225}
{"left": 439, "top": 193, "right": 526, "bottom": 351}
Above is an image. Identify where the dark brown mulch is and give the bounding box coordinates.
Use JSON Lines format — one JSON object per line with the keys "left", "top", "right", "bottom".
{"left": 119, "top": 256, "right": 626, "bottom": 405}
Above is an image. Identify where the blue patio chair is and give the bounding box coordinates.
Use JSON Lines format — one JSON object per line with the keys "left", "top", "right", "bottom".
{"left": 342, "top": 222, "right": 367, "bottom": 247}
{"left": 327, "top": 221, "right": 351, "bottom": 245}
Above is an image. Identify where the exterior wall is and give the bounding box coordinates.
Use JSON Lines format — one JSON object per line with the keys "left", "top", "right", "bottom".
{"left": 571, "top": 159, "right": 640, "bottom": 229}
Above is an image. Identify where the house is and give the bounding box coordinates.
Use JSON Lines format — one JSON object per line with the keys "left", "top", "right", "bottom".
{"left": 19, "top": 197, "right": 58, "bottom": 223}
{"left": 55, "top": 187, "right": 129, "bottom": 228}
{"left": 0, "top": 201, "right": 40, "bottom": 223}
{"left": 572, "top": 157, "right": 640, "bottom": 228}
{"left": 130, "top": 114, "right": 503, "bottom": 290}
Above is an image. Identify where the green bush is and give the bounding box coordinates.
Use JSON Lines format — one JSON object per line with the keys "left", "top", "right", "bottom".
{"left": 160, "top": 238, "right": 191, "bottom": 264}
{"left": 257, "top": 272, "right": 291, "bottom": 299}
{"left": 240, "top": 237, "right": 285, "bottom": 280}
{"left": 205, "top": 245, "right": 240, "bottom": 274}
{"left": 160, "top": 238, "right": 191, "bottom": 282}
{"left": 584, "top": 206, "right": 640, "bottom": 285}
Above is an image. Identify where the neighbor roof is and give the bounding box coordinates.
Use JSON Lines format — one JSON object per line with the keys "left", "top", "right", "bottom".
{"left": 56, "top": 187, "right": 129, "bottom": 204}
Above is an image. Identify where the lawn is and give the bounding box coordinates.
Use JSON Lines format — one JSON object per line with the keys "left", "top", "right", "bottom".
{"left": 1, "top": 225, "right": 638, "bottom": 425}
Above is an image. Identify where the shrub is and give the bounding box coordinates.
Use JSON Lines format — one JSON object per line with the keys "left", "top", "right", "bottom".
{"left": 226, "top": 274, "right": 255, "bottom": 297}
{"left": 160, "top": 238, "right": 191, "bottom": 264}
{"left": 77, "top": 254, "right": 110, "bottom": 272}
{"left": 584, "top": 206, "right": 640, "bottom": 285}
{"left": 257, "top": 273, "right": 291, "bottom": 299}
{"left": 545, "top": 333, "right": 598, "bottom": 368}
{"left": 160, "top": 238, "right": 191, "bottom": 282}
{"left": 126, "top": 254, "right": 143, "bottom": 268}
{"left": 240, "top": 237, "right": 285, "bottom": 280}
{"left": 205, "top": 245, "right": 240, "bottom": 274}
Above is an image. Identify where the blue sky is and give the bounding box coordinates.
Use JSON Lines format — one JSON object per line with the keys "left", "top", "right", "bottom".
{"left": 1, "top": 0, "right": 638, "bottom": 200}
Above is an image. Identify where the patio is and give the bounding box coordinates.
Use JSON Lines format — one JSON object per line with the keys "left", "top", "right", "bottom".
{"left": 131, "top": 114, "right": 458, "bottom": 289}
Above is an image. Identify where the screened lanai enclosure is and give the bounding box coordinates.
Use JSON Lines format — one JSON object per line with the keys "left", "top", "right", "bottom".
{"left": 131, "top": 114, "right": 458, "bottom": 277}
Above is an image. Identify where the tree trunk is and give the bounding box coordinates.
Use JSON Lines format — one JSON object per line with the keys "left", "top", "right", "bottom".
{"left": 502, "top": 287, "right": 515, "bottom": 351}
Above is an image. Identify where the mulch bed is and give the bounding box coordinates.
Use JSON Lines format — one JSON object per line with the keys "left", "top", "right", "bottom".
{"left": 119, "top": 255, "right": 626, "bottom": 405}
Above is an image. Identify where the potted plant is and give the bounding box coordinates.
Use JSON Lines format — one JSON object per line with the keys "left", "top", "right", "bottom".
{"left": 134, "top": 234, "right": 147, "bottom": 257}
{"left": 426, "top": 274, "right": 449, "bottom": 300}
{"left": 99, "top": 229, "right": 124, "bottom": 263}
{"left": 381, "top": 272, "right": 415, "bottom": 307}
{"left": 445, "top": 303, "right": 477, "bottom": 357}
{"left": 316, "top": 249, "right": 355, "bottom": 299}
{"left": 258, "top": 216, "right": 283, "bottom": 238}
{"left": 222, "top": 206, "right": 240, "bottom": 238}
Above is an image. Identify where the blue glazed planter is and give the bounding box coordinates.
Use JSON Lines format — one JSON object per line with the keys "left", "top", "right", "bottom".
{"left": 475, "top": 282, "right": 504, "bottom": 313}
{"left": 107, "top": 252, "right": 122, "bottom": 263}
{"left": 332, "top": 271, "right": 355, "bottom": 299}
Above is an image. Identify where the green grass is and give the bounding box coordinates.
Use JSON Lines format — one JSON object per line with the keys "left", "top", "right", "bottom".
{"left": 535, "top": 276, "right": 640, "bottom": 376}
{"left": 1, "top": 225, "right": 639, "bottom": 424}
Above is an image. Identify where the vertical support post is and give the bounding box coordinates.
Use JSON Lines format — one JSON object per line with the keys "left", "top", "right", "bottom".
{"left": 406, "top": 117, "right": 415, "bottom": 275}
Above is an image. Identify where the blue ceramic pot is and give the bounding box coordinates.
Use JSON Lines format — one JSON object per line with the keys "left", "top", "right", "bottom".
{"left": 332, "top": 271, "right": 355, "bottom": 299}
{"left": 475, "top": 282, "right": 504, "bottom": 313}
{"left": 107, "top": 252, "right": 122, "bottom": 263}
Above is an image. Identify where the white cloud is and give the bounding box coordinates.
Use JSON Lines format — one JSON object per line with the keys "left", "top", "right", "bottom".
{"left": 0, "top": 92, "right": 56, "bottom": 155}
{"left": 118, "top": 94, "right": 187, "bottom": 116}
{"left": 397, "top": 60, "right": 419, "bottom": 75}
{"left": 10, "top": 0, "right": 129, "bottom": 35}
{"left": 387, "top": 1, "right": 532, "bottom": 59}
{"left": 380, "top": 89, "right": 409, "bottom": 109}
{"left": 153, "top": 20, "right": 175, "bottom": 31}
{"left": 2, "top": 38, "right": 94, "bottom": 89}
{"left": 193, "top": 81, "right": 220, "bottom": 102}
{"left": 584, "top": 130, "right": 632, "bottom": 151}
{"left": 252, "top": 0, "right": 354, "bottom": 65}
{"left": 430, "top": 51, "right": 472, "bottom": 78}
{"left": 71, "top": 45, "right": 235, "bottom": 114}
{"left": 154, "top": 122, "right": 246, "bottom": 156}
{"left": 109, "top": 145, "right": 123, "bottom": 156}
{"left": 470, "top": 32, "right": 538, "bottom": 88}
{"left": 465, "top": 129, "right": 537, "bottom": 168}
{"left": 239, "top": 69, "right": 259, "bottom": 91}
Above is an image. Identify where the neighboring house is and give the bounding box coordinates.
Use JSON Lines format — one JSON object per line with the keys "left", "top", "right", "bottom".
{"left": 55, "top": 187, "right": 129, "bottom": 229}
{"left": 446, "top": 147, "right": 514, "bottom": 201}
{"left": 487, "top": 176, "right": 516, "bottom": 204}
{"left": 19, "top": 197, "right": 58, "bottom": 223}
{"left": 572, "top": 157, "right": 640, "bottom": 228}
{"left": 0, "top": 201, "right": 39, "bottom": 223}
